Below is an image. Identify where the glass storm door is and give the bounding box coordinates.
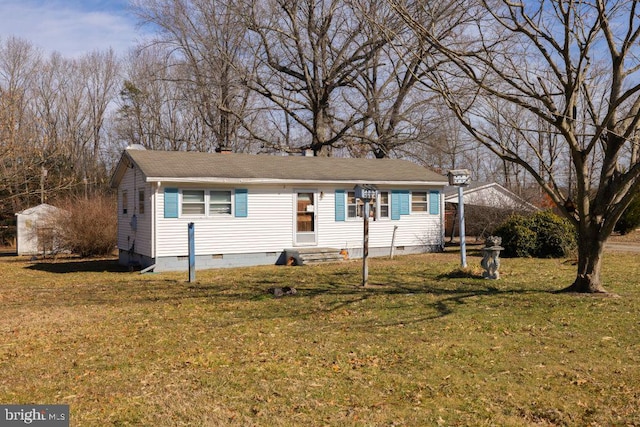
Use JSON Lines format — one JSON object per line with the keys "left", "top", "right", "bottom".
{"left": 295, "top": 192, "right": 317, "bottom": 245}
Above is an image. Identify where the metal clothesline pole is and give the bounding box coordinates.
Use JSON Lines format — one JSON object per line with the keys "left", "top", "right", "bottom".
{"left": 458, "top": 185, "right": 467, "bottom": 268}
{"left": 448, "top": 169, "right": 470, "bottom": 269}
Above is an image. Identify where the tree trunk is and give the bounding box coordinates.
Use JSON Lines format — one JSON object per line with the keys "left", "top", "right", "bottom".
{"left": 312, "top": 107, "right": 332, "bottom": 157}
{"left": 560, "top": 230, "right": 608, "bottom": 293}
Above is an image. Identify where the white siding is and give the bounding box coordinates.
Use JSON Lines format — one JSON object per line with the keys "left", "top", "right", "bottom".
{"left": 316, "top": 186, "right": 443, "bottom": 252}
{"left": 155, "top": 185, "right": 294, "bottom": 257}
{"left": 154, "top": 184, "right": 444, "bottom": 257}
{"left": 117, "top": 166, "right": 152, "bottom": 257}
{"left": 16, "top": 204, "right": 61, "bottom": 255}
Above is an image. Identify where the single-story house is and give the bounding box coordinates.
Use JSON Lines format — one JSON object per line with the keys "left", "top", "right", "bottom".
{"left": 109, "top": 147, "right": 449, "bottom": 272}
{"left": 444, "top": 182, "right": 539, "bottom": 237}
{"left": 15, "top": 203, "right": 62, "bottom": 256}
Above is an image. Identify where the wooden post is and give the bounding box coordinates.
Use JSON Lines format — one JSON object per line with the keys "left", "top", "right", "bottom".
{"left": 354, "top": 184, "right": 377, "bottom": 287}
{"left": 362, "top": 203, "right": 369, "bottom": 287}
{"left": 389, "top": 225, "right": 398, "bottom": 259}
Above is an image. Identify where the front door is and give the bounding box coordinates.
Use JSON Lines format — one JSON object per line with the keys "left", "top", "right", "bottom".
{"left": 295, "top": 191, "right": 317, "bottom": 245}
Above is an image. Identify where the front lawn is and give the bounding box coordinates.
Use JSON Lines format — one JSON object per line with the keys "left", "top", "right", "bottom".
{"left": 1, "top": 250, "right": 639, "bottom": 425}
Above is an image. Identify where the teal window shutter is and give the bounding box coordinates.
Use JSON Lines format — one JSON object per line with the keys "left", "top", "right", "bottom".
{"left": 429, "top": 190, "right": 440, "bottom": 215}
{"left": 335, "top": 190, "right": 345, "bottom": 221}
{"left": 235, "top": 189, "right": 248, "bottom": 217}
{"left": 400, "top": 190, "right": 410, "bottom": 215}
{"left": 164, "top": 188, "right": 179, "bottom": 218}
{"left": 391, "top": 190, "right": 401, "bottom": 220}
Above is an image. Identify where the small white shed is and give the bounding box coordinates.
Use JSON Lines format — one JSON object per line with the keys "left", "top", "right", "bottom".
{"left": 15, "top": 203, "right": 61, "bottom": 256}
{"left": 444, "top": 182, "right": 539, "bottom": 237}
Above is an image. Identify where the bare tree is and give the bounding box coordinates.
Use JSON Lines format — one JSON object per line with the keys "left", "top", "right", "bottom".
{"left": 242, "top": 0, "right": 388, "bottom": 155}
{"left": 0, "top": 37, "right": 43, "bottom": 215}
{"left": 399, "top": 102, "right": 480, "bottom": 174}
{"left": 0, "top": 36, "right": 120, "bottom": 223}
{"left": 33, "top": 50, "right": 120, "bottom": 195}
{"left": 133, "top": 0, "right": 256, "bottom": 152}
{"left": 81, "top": 49, "right": 120, "bottom": 182}
{"left": 31, "top": 52, "right": 90, "bottom": 199}
{"left": 347, "top": 39, "right": 433, "bottom": 158}
{"left": 117, "top": 47, "right": 206, "bottom": 151}
{"left": 349, "top": 0, "right": 473, "bottom": 159}
{"left": 392, "top": 0, "right": 640, "bottom": 293}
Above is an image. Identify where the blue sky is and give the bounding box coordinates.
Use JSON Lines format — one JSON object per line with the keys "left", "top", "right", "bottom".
{"left": 0, "top": 0, "right": 141, "bottom": 57}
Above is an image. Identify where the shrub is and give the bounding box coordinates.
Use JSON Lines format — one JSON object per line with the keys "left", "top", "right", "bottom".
{"left": 493, "top": 215, "right": 537, "bottom": 257}
{"left": 494, "top": 211, "right": 576, "bottom": 258}
{"left": 463, "top": 205, "right": 524, "bottom": 239}
{"left": 52, "top": 194, "right": 117, "bottom": 257}
{"left": 614, "top": 192, "right": 640, "bottom": 235}
{"left": 529, "top": 210, "right": 577, "bottom": 258}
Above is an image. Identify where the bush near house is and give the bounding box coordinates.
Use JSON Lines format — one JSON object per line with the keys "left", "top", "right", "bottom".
{"left": 464, "top": 205, "right": 521, "bottom": 239}
{"left": 494, "top": 210, "right": 576, "bottom": 258}
{"left": 493, "top": 215, "right": 537, "bottom": 257}
{"left": 51, "top": 194, "right": 117, "bottom": 257}
{"left": 447, "top": 204, "right": 531, "bottom": 242}
{"left": 530, "top": 210, "right": 578, "bottom": 257}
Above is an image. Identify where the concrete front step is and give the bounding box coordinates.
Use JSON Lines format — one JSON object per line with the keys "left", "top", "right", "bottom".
{"left": 284, "top": 248, "right": 344, "bottom": 265}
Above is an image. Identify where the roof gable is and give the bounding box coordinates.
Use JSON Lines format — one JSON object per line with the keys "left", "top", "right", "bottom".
{"left": 110, "top": 149, "right": 447, "bottom": 188}
{"left": 16, "top": 203, "right": 62, "bottom": 216}
{"left": 444, "top": 182, "right": 538, "bottom": 211}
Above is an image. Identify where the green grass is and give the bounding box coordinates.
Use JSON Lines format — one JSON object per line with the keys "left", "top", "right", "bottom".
{"left": 1, "top": 249, "right": 639, "bottom": 426}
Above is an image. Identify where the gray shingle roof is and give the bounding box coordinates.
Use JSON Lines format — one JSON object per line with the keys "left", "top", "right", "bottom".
{"left": 111, "top": 149, "right": 447, "bottom": 187}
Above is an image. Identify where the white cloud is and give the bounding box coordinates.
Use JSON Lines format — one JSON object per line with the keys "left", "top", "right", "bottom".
{"left": 0, "top": 0, "right": 141, "bottom": 57}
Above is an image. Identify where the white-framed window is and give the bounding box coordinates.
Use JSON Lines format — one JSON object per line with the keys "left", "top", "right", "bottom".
{"left": 138, "top": 190, "right": 145, "bottom": 215}
{"left": 378, "top": 191, "right": 390, "bottom": 219}
{"left": 177, "top": 189, "right": 239, "bottom": 217}
{"left": 182, "top": 190, "right": 205, "bottom": 215}
{"left": 411, "top": 191, "right": 428, "bottom": 213}
{"left": 122, "top": 190, "right": 128, "bottom": 215}
{"left": 210, "top": 190, "right": 232, "bottom": 215}
{"left": 165, "top": 188, "right": 246, "bottom": 219}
